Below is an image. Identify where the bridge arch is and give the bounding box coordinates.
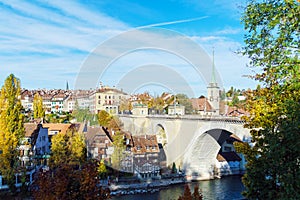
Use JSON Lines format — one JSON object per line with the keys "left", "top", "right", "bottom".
{"left": 182, "top": 123, "right": 249, "bottom": 180}
{"left": 155, "top": 124, "right": 167, "bottom": 147}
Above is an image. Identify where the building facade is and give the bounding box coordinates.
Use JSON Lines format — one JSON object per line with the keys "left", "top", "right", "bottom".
{"left": 94, "top": 86, "right": 129, "bottom": 114}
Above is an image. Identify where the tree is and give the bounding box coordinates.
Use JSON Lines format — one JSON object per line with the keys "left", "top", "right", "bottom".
{"left": 178, "top": 184, "right": 192, "bottom": 200}
{"left": 178, "top": 184, "right": 203, "bottom": 200}
{"left": 111, "top": 131, "right": 125, "bottom": 171}
{"left": 98, "top": 110, "right": 111, "bottom": 127}
{"left": 98, "top": 159, "right": 107, "bottom": 179}
{"left": 175, "top": 94, "right": 193, "bottom": 114}
{"left": 152, "top": 96, "right": 165, "bottom": 113}
{"left": 32, "top": 160, "right": 110, "bottom": 200}
{"left": 72, "top": 101, "right": 98, "bottom": 125}
{"left": 0, "top": 74, "right": 25, "bottom": 193}
{"left": 69, "top": 131, "right": 86, "bottom": 165}
{"left": 50, "top": 132, "right": 68, "bottom": 167}
{"left": 119, "top": 98, "right": 132, "bottom": 113}
{"left": 193, "top": 184, "right": 203, "bottom": 200}
{"left": 235, "top": 0, "right": 300, "bottom": 199}
{"left": 108, "top": 116, "right": 123, "bottom": 131}
{"left": 50, "top": 131, "right": 86, "bottom": 168}
{"left": 33, "top": 93, "right": 45, "bottom": 119}
{"left": 171, "top": 162, "right": 177, "bottom": 174}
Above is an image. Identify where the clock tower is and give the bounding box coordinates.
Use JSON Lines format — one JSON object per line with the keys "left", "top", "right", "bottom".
{"left": 207, "top": 50, "right": 220, "bottom": 115}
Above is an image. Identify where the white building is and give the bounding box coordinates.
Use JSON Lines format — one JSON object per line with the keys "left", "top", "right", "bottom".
{"left": 51, "top": 93, "right": 66, "bottom": 113}
{"left": 74, "top": 90, "right": 93, "bottom": 110}
{"left": 63, "top": 95, "right": 76, "bottom": 112}
{"left": 22, "top": 123, "right": 50, "bottom": 167}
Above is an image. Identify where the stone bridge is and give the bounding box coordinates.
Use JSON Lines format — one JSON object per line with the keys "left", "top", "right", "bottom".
{"left": 119, "top": 114, "right": 251, "bottom": 180}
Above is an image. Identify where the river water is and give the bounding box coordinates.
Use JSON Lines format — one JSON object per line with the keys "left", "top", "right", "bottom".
{"left": 111, "top": 175, "right": 245, "bottom": 200}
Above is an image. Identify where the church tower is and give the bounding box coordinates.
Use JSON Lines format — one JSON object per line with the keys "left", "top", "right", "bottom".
{"left": 207, "top": 50, "right": 220, "bottom": 115}
{"left": 66, "top": 81, "right": 69, "bottom": 90}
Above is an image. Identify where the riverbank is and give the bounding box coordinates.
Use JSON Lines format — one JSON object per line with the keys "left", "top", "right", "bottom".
{"left": 111, "top": 175, "right": 245, "bottom": 200}
{"left": 109, "top": 176, "right": 185, "bottom": 196}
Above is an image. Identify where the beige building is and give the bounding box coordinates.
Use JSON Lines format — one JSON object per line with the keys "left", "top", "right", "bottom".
{"left": 168, "top": 104, "right": 185, "bottom": 115}
{"left": 94, "top": 86, "right": 129, "bottom": 114}
{"left": 132, "top": 104, "right": 148, "bottom": 116}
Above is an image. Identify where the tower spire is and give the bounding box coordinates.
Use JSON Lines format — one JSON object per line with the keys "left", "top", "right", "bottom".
{"left": 66, "top": 81, "right": 69, "bottom": 90}
{"left": 211, "top": 48, "right": 216, "bottom": 84}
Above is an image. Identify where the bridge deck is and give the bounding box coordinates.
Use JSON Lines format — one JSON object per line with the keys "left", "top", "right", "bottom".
{"left": 118, "top": 114, "right": 245, "bottom": 124}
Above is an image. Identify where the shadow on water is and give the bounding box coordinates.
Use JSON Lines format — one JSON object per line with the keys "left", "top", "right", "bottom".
{"left": 111, "top": 175, "right": 245, "bottom": 200}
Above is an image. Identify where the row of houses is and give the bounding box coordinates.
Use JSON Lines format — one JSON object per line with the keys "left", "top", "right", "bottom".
{"left": 86, "top": 126, "right": 165, "bottom": 179}
{"left": 86, "top": 126, "right": 245, "bottom": 180}
{"left": 0, "top": 120, "right": 165, "bottom": 191}
{"left": 0, "top": 122, "right": 79, "bottom": 190}
{"left": 0, "top": 118, "right": 246, "bottom": 190}
{"left": 21, "top": 86, "right": 129, "bottom": 114}
{"left": 21, "top": 84, "right": 248, "bottom": 117}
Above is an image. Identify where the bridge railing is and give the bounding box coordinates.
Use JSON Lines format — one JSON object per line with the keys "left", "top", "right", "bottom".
{"left": 118, "top": 114, "right": 245, "bottom": 124}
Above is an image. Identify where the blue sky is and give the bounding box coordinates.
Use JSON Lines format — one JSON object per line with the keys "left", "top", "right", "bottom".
{"left": 0, "top": 0, "right": 258, "bottom": 97}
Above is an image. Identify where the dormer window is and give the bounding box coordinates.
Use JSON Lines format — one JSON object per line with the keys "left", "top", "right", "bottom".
{"left": 146, "top": 146, "right": 149, "bottom": 150}
{"left": 137, "top": 146, "right": 141, "bottom": 151}
{"left": 152, "top": 146, "right": 156, "bottom": 150}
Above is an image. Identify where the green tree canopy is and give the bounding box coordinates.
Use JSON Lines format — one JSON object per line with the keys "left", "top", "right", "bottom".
{"left": 72, "top": 101, "right": 98, "bottom": 125}
{"left": 0, "top": 74, "right": 25, "bottom": 192}
{"left": 235, "top": 0, "right": 300, "bottom": 199}
{"left": 175, "top": 94, "right": 193, "bottom": 114}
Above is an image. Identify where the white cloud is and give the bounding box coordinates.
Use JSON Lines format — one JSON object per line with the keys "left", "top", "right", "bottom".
{"left": 215, "top": 27, "right": 242, "bottom": 35}
{"left": 0, "top": 0, "right": 130, "bottom": 88}
{"left": 0, "top": 0, "right": 255, "bottom": 93}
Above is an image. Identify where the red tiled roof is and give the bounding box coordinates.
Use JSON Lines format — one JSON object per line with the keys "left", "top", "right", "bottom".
{"left": 131, "top": 135, "right": 159, "bottom": 154}
{"left": 190, "top": 98, "right": 213, "bottom": 112}
{"left": 42, "top": 123, "right": 73, "bottom": 134}
{"left": 226, "top": 106, "right": 249, "bottom": 116}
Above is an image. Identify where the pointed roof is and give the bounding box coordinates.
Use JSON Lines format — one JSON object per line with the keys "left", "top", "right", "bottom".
{"left": 211, "top": 49, "right": 216, "bottom": 84}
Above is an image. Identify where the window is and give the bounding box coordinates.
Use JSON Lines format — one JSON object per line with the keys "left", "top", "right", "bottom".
{"left": 152, "top": 146, "right": 156, "bottom": 150}
{"left": 98, "top": 95, "right": 101, "bottom": 99}
{"left": 224, "top": 146, "right": 232, "bottom": 152}
{"left": 98, "top": 100, "right": 101, "bottom": 104}
{"left": 146, "top": 146, "right": 149, "bottom": 150}
{"left": 137, "top": 146, "right": 141, "bottom": 151}
{"left": 16, "top": 175, "right": 22, "bottom": 184}
{"left": 2, "top": 177, "right": 8, "bottom": 186}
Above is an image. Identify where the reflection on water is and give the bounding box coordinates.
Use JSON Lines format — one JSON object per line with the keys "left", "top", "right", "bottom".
{"left": 111, "top": 175, "right": 245, "bottom": 200}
